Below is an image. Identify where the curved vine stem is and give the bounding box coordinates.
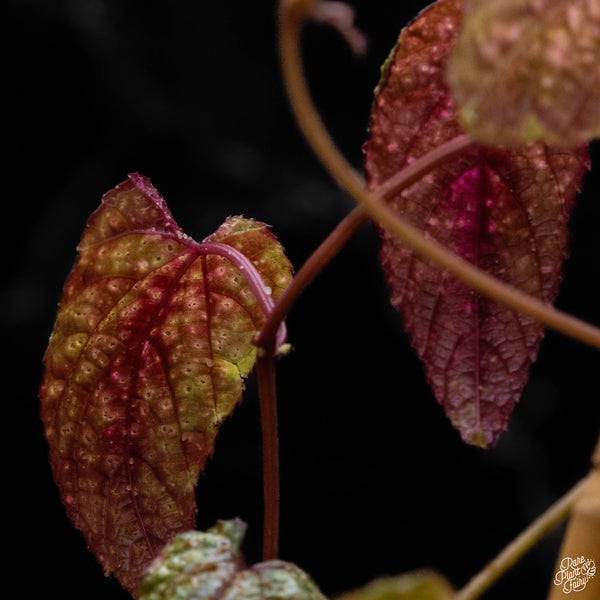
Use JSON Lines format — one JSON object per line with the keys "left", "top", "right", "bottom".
{"left": 270, "top": 0, "right": 600, "bottom": 590}
{"left": 276, "top": 0, "right": 600, "bottom": 350}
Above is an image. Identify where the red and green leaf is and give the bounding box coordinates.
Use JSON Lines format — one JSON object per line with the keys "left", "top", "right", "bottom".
{"left": 447, "top": 0, "right": 600, "bottom": 147}
{"left": 363, "top": 0, "right": 589, "bottom": 447}
{"left": 39, "top": 174, "right": 293, "bottom": 595}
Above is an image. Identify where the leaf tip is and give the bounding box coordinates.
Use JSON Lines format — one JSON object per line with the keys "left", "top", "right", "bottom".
{"left": 209, "top": 518, "right": 248, "bottom": 554}
{"left": 468, "top": 430, "right": 489, "bottom": 449}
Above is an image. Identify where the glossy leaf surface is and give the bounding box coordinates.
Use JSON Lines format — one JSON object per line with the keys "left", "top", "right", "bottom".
{"left": 139, "top": 520, "right": 327, "bottom": 600}
{"left": 447, "top": 0, "right": 600, "bottom": 146}
{"left": 39, "top": 174, "right": 293, "bottom": 595}
{"left": 364, "top": 0, "right": 589, "bottom": 447}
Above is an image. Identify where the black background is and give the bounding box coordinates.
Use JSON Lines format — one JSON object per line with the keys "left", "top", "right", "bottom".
{"left": 5, "top": 1, "right": 600, "bottom": 599}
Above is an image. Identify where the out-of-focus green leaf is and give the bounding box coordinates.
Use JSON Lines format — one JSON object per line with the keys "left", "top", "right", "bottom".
{"left": 336, "top": 571, "right": 454, "bottom": 600}
{"left": 138, "top": 520, "right": 327, "bottom": 600}
{"left": 447, "top": 0, "right": 600, "bottom": 146}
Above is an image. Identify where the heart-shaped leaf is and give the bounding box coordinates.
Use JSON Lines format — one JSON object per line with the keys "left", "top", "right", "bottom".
{"left": 139, "top": 520, "right": 327, "bottom": 600}
{"left": 363, "top": 0, "right": 589, "bottom": 447}
{"left": 39, "top": 174, "right": 293, "bottom": 595}
{"left": 447, "top": 0, "right": 600, "bottom": 146}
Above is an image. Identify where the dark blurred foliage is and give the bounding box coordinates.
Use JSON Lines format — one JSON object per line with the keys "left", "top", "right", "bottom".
{"left": 4, "top": 1, "right": 599, "bottom": 599}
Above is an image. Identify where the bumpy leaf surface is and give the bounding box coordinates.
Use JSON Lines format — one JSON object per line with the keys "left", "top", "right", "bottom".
{"left": 39, "top": 174, "right": 293, "bottom": 595}
{"left": 363, "top": 0, "right": 589, "bottom": 447}
{"left": 139, "top": 520, "right": 327, "bottom": 600}
{"left": 447, "top": 0, "right": 600, "bottom": 146}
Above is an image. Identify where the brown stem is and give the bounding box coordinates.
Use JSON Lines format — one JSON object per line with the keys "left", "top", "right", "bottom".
{"left": 256, "top": 355, "right": 280, "bottom": 560}
{"left": 454, "top": 475, "right": 590, "bottom": 600}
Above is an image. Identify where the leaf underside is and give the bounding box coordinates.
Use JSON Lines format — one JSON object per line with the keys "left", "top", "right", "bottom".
{"left": 447, "top": 0, "right": 600, "bottom": 147}
{"left": 364, "top": 0, "right": 589, "bottom": 447}
{"left": 39, "top": 174, "right": 293, "bottom": 595}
